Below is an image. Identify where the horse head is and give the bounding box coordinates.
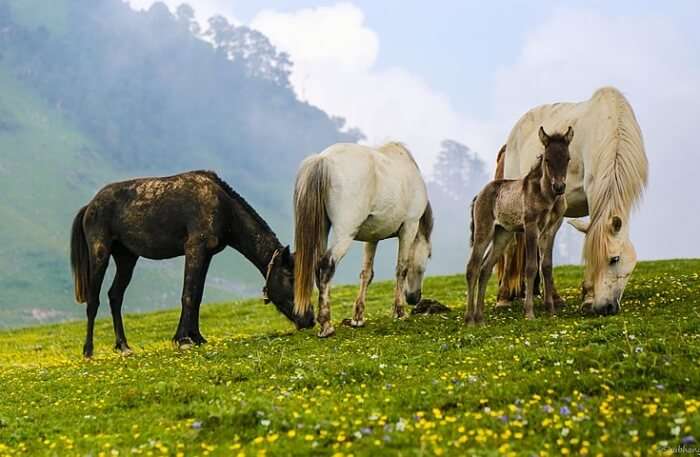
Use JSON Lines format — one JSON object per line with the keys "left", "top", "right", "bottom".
{"left": 539, "top": 126, "right": 573, "bottom": 196}
{"left": 263, "top": 245, "right": 315, "bottom": 329}
{"left": 405, "top": 204, "right": 433, "bottom": 305}
{"left": 569, "top": 215, "right": 637, "bottom": 315}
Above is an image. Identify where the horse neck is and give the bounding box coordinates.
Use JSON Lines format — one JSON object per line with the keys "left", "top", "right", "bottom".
{"left": 523, "top": 159, "right": 556, "bottom": 203}
{"left": 225, "top": 199, "right": 282, "bottom": 276}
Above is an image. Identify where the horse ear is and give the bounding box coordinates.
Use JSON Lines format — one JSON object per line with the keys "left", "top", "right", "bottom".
{"left": 611, "top": 216, "right": 622, "bottom": 233}
{"left": 568, "top": 218, "right": 589, "bottom": 234}
{"left": 564, "top": 126, "right": 574, "bottom": 144}
{"left": 538, "top": 126, "right": 550, "bottom": 147}
{"left": 281, "top": 245, "right": 293, "bottom": 265}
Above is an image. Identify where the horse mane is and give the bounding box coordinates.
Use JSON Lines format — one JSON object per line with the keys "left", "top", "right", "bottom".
{"left": 495, "top": 145, "right": 506, "bottom": 180}
{"left": 196, "top": 170, "right": 274, "bottom": 234}
{"left": 419, "top": 201, "right": 434, "bottom": 240}
{"left": 583, "top": 88, "right": 648, "bottom": 280}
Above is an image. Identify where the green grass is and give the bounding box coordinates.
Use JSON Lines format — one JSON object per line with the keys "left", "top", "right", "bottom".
{"left": 0, "top": 259, "right": 699, "bottom": 456}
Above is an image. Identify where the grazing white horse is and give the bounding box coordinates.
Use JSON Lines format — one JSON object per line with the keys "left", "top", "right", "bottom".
{"left": 293, "top": 142, "right": 433, "bottom": 338}
{"left": 498, "top": 87, "right": 648, "bottom": 315}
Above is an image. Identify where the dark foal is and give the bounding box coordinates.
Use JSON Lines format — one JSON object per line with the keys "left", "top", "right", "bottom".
{"left": 71, "top": 170, "right": 315, "bottom": 358}
{"left": 465, "top": 126, "right": 573, "bottom": 323}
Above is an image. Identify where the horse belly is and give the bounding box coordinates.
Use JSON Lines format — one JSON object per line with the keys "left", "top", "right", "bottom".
{"left": 495, "top": 212, "right": 523, "bottom": 233}
{"left": 494, "top": 188, "right": 524, "bottom": 233}
{"left": 564, "top": 187, "right": 588, "bottom": 218}
{"left": 355, "top": 214, "right": 402, "bottom": 241}
{"left": 116, "top": 222, "right": 187, "bottom": 259}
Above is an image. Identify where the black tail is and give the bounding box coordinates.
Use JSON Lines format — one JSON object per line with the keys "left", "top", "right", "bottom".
{"left": 469, "top": 196, "right": 477, "bottom": 247}
{"left": 70, "top": 206, "right": 89, "bottom": 304}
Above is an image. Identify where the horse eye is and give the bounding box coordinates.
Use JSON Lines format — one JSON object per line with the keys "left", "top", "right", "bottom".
{"left": 609, "top": 256, "right": 620, "bottom": 265}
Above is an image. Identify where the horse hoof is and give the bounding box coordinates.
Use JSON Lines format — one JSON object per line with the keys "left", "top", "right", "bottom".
{"left": 192, "top": 335, "right": 207, "bottom": 345}
{"left": 341, "top": 318, "right": 365, "bottom": 328}
{"left": 579, "top": 301, "right": 594, "bottom": 315}
{"left": 317, "top": 326, "right": 336, "bottom": 338}
{"left": 392, "top": 308, "right": 408, "bottom": 320}
{"left": 115, "top": 344, "right": 133, "bottom": 356}
{"left": 176, "top": 337, "right": 195, "bottom": 349}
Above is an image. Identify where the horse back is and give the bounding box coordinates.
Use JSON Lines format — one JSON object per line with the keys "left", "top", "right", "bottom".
{"left": 83, "top": 171, "right": 229, "bottom": 259}
{"left": 317, "top": 143, "right": 428, "bottom": 240}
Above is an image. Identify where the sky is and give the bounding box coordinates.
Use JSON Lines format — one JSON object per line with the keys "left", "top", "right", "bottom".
{"left": 127, "top": 0, "right": 700, "bottom": 261}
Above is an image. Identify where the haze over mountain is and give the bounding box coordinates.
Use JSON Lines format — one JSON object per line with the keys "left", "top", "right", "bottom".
{"left": 0, "top": 0, "right": 505, "bottom": 328}
{"left": 0, "top": 0, "right": 364, "bottom": 327}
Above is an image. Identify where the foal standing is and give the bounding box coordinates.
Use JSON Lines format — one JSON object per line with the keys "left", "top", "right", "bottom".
{"left": 465, "top": 127, "right": 573, "bottom": 323}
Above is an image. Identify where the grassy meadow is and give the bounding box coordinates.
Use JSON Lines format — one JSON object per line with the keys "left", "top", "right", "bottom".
{"left": 0, "top": 259, "right": 699, "bottom": 456}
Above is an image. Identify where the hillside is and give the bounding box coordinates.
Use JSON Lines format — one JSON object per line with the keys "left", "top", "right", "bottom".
{"left": 0, "top": 259, "right": 698, "bottom": 456}
{"left": 0, "top": 0, "right": 360, "bottom": 328}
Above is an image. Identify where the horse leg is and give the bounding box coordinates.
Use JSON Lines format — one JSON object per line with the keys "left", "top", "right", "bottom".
{"left": 464, "top": 207, "right": 495, "bottom": 324}
{"left": 475, "top": 227, "right": 511, "bottom": 323}
{"left": 108, "top": 247, "right": 138, "bottom": 355}
{"left": 540, "top": 210, "right": 565, "bottom": 314}
{"left": 538, "top": 232, "right": 555, "bottom": 315}
{"left": 350, "top": 241, "right": 377, "bottom": 327}
{"left": 316, "top": 236, "right": 353, "bottom": 338}
{"left": 495, "top": 239, "right": 517, "bottom": 307}
{"left": 393, "top": 222, "right": 419, "bottom": 319}
{"left": 83, "top": 238, "right": 110, "bottom": 358}
{"left": 189, "top": 255, "right": 212, "bottom": 345}
{"left": 547, "top": 205, "right": 566, "bottom": 308}
{"left": 173, "top": 241, "right": 208, "bottom": 347}
{"left": 523, "top": 222, "right": 540, "bottom": 320}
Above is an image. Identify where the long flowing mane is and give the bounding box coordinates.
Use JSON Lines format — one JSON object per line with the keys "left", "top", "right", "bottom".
{"left": 583, "top": 88, "right": 648, "bottom": 279}
{"left": 196, "top": 170, "right": 274, "bottom": 234}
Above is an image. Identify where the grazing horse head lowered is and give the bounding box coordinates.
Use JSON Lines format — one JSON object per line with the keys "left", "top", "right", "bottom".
{"left": 263, "top": 246, "right": 315, "bottom": 329}
{"left": 405, "top": 203, "right": 433, "bottom": 305}
{"left": 568, "top": 215, "right": 638, "bottom": 315}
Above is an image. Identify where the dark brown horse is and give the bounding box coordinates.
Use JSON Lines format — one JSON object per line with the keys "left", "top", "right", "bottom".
{"left": 465, "top": 127, "right": 573, "bottom": 323}
{"left": 71, "top": 170, "right": 315, "bottom": 358}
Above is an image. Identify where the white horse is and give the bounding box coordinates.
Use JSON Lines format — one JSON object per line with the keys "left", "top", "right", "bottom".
{"left": 498, "top": 87, "right": 648, "bottom": 315}
{"left": 293, "top": 142, "right": 433, "bottom": 337}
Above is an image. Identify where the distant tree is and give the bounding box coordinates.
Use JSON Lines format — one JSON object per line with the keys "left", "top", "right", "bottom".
{"left": 205, "top": 15, "right": 292, "bottom": 88}
{"left": 331, "top": 115, "right": 366, "bottom": 143}
{"left": 432, "top": 139, "right": 489, "bottom": 201}
{"left": 176, "top": 4, "right": 200, "bottom": 35}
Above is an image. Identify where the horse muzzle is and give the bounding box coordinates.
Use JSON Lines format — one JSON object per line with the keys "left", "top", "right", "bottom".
{"left": 295, "top": 311, "right": 316, "bottom": 330}
{"left": 405, "top": 290, "right": 422, "bottom": 305}
{"left": 552, "top": 182, "right": 566, "bottom": 195}
{"left": 594, "top": 299, "right": 620, "bottom": 316}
